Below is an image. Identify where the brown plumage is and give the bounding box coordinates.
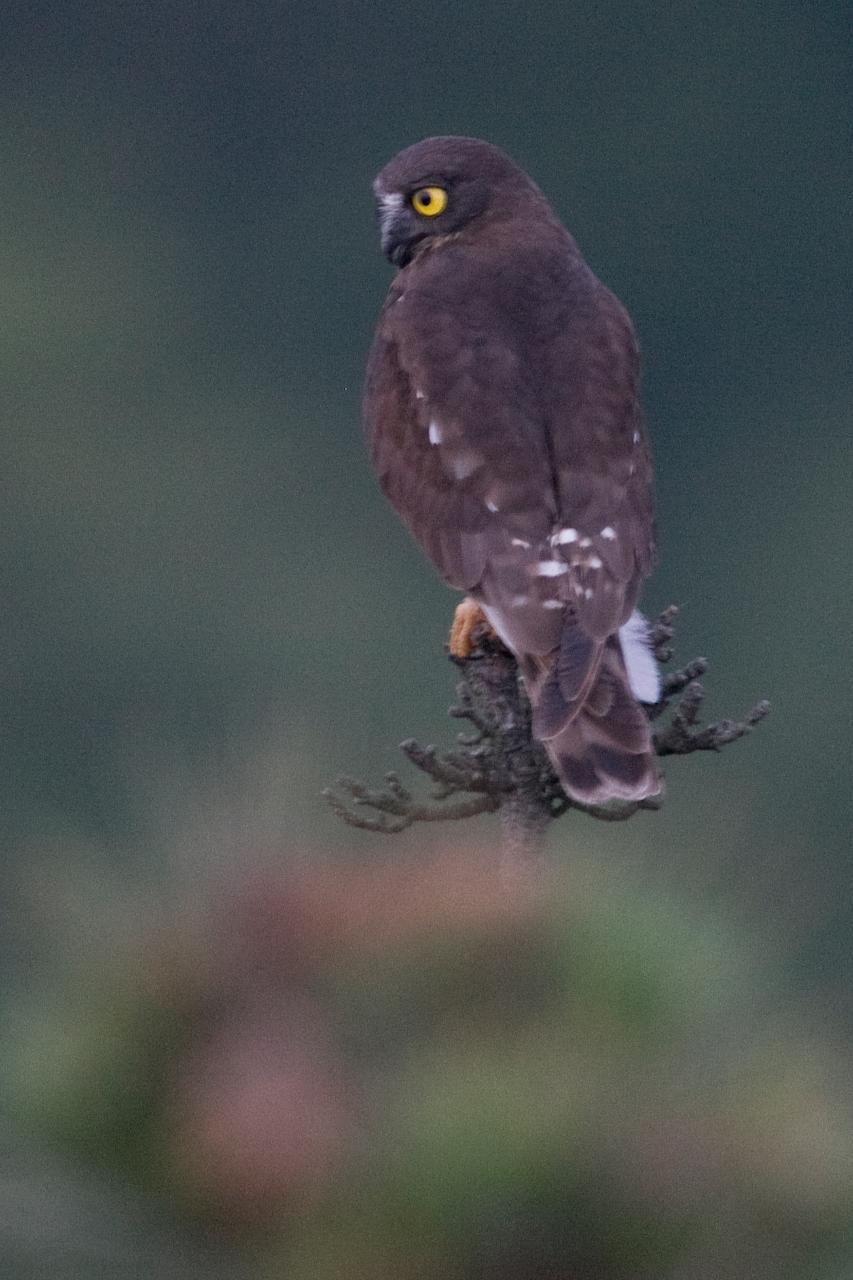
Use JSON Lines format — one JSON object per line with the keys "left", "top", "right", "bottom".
{"left": 363, "top": 136, "right": 661, "bottom": 807}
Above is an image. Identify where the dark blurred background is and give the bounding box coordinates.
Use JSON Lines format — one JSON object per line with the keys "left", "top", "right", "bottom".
{"left": 1, "top": 1, "right": 852, "bottom": 1275}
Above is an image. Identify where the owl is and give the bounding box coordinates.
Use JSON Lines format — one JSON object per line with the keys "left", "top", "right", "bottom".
{"left": 363, "top": 136, "right": 660, "bottom": 807}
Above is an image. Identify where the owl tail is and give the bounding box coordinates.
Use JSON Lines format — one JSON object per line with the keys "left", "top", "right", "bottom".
{"left": 525, "top": 631, "right": 662, "bottom": 809}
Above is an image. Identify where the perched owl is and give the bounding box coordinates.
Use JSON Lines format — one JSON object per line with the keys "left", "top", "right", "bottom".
{"left": 363, "top": 136, "right": 661, "bottom": 807}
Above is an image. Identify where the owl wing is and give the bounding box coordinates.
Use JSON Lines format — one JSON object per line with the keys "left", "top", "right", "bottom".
{"left": 363, "top": 259, "right": 558, "bottom": 595}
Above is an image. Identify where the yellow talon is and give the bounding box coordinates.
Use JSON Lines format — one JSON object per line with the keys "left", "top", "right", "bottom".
{"left": 448, "top": 598, "right": 492, "bottom": 658}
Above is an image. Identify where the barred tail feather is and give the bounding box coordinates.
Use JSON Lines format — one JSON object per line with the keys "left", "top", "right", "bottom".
{"left": 531, "top": 635, "right": 661, "bottom": 807}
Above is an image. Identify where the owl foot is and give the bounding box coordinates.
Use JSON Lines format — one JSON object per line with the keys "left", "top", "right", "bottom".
{"left": 449, "top": 598, "right": 493, "bottom": 658}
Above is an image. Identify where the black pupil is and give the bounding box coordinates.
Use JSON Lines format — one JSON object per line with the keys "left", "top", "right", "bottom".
{"left": 420, "top": 191, "right": 432, "bottom": 206}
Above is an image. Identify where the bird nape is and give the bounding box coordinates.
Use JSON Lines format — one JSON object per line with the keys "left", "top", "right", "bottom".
{"left": 363, "top": 135, "right": 660, "bottom": 809}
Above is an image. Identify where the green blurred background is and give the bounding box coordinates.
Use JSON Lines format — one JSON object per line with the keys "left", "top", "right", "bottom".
{"left": 1, "top": 1, "right": 852, "bottom": 1275}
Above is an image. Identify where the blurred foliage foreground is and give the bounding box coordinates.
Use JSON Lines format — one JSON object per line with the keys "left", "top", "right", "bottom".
{"left": 6, "top": 847, "right": 853, "bottom": 1279}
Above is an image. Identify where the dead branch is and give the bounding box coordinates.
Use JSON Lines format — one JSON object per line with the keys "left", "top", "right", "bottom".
{"left": 323, "top": 606, "right": 769, "bottom": 855}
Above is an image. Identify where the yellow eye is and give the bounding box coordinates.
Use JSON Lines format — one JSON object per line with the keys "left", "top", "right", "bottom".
{"left": 411, "top": 186, "right": 448, "bottom": 217}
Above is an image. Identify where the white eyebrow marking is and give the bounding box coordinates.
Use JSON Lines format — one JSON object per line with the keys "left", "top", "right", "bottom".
{"left": 428, "top": 419, "right": 442, "bottom": 445}
{"left": 552, "top": 527, "right": 578, "bottom": 545}
{"left": 378, "top": 191, "right": 404, "bottom": 235}
{"left": 535, "top": 560, "right": 569, "bottom": 577}
{"left": 600, "top": 526, "right": 616, "bottom": 540}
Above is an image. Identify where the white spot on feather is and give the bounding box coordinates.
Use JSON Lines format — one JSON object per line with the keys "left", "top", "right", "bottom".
{"left": 600, "top": 526, "right": 616, "bottom": 540}
{"left": 583, "top": 587, "right": 593, "bottom": 599}
{"left": 511, "top": 537, "right": 531, "bottom": 549}
{"left": 485, "top": 499, "right": 499, "bottom": 513}
{"left": 619, "top": 609, "right": 661, "bottom": 703}
{"left": 579, "top": 537, "right": 592, "bottom": 549}
{"left": 542, "top": 599, "right": 563, "bottom": 609}
{"left": 428, "top": 419, "right": 442, "bottom": 445}
{"left": 535, "top": 560, "right": 568, "bottom": 577}
{"left": 511, "top": 594, "right": 529, "bottom": 607}
{"left": 415, "top": 388, "right": 426, "bottom": 400}
{"left": 587, "top": 555, "right": 603, "bottom": 570}
{"left": 552, "top": 527, "right": 578, "bottom": 545}
{"left": 632, "top": 430, "right": 641, "bottom": 445}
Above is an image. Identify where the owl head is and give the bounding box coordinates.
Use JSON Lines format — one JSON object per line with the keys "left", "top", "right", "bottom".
{"left": 373, "top": 135, "right": 547, "bottom": 268}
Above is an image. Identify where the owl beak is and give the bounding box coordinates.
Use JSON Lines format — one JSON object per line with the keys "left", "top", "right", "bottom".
{"left": 382, "top": 222, "right": 427, "bottom": 269}
{"left": 385, "top": 235, "right": 419, "bottom": 268}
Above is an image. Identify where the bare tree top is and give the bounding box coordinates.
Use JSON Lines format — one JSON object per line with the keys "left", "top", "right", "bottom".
{"left": 324, "top": 606, "right": 769, "bottom": 866}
